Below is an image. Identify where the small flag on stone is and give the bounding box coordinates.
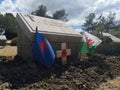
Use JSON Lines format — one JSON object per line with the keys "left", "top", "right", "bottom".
{"left": 33, "top": 27, "right": 55, "bottom": 68}
{"left": 81, "top": 31, "right": 102, "bottom": 53}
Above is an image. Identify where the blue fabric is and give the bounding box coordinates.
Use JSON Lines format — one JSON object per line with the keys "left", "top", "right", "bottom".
{"left": 33, "top": 31, "right": 55, "bottom": 68}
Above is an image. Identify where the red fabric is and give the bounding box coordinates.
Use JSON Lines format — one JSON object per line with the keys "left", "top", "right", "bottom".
{"left": 61, "top": 49, "right": 67, "bottom": 57}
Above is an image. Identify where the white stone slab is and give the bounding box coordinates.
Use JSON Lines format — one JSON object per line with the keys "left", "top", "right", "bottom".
{"left": 17, "top": 13, "right": 80, "bottom": 36}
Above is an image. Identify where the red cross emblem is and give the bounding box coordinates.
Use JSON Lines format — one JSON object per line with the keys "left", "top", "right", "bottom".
{"left": 61, "top": 49, "right": 67, "bottom": 57}
{"left": 39, "top": 41, "right": 47, "bottom": 52}
{"left": 56, "top": 43, "right": 71, "bottom": 64}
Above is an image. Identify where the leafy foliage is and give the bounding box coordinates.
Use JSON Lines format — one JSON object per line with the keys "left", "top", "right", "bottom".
{"left": 95, "top": 36, "right": 120, "bottom": 55}
{"left": 100, "top": 36, "right": 113, "bottom": 44}
{"left": 83, "top": 12, "right": 118, "bottom": 37}
{"left": 31, "top": 5, "right": 68, "bottom": 21}
{"left": 31, "top": 5, "right": 47, "bottom": 17}
{"left": 53, "top": 9, "right": 68, "bottom": 21}
{"left": 105, "top": 12, "right": 115, "bottom": 31}
{"left": 83, "top": 13, "right": 96, "bottom": 32}
{"left": 109, "top": 30, "right": 120, "bottom": 38}
{"left": 0, "top": 14, "right": 4, "bottom": 28}
{"left": 96, "top": 42, "right": 120, "bottom": 55}
{"left": 0, "top": 13, "right": 18, "bottom": 39}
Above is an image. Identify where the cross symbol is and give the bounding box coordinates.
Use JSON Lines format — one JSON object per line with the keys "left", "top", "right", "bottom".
{"left": 39, "top": 41, "right": 47, "bottom": 52}
{"left": 56, "top": 43, "right": 71, "bottom": 64}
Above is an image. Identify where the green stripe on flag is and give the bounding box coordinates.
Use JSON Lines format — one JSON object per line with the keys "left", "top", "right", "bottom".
{"left": 81, "top": 42, "right": 89, "bottom": 53}
{"left": 88, "top": 45, "right": 96, "bottom": 53}
{"left": 80, "top": 42, "right": 96, "bottom": 53}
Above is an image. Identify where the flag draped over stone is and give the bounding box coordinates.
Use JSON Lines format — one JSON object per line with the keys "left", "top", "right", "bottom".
{"left": 81, "top": 31, "right": 102, "bottom": 53}
{"left": 33, "top": 31, "right": 55, "bottom": 68}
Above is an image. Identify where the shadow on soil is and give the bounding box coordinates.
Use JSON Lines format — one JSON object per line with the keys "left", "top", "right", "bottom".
{"left": 0, "top": 56, "right": 72, "bottom": 89}
{"left": 0, "top": 55, "right": 116, "bottom": 89}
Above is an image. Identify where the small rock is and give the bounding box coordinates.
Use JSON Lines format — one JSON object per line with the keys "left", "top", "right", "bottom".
{"left": 0, "top": 82, "right": 11, "bottom": 89}
{"left": 60, "top": 76, "right": 67, "bottom": 79}
{"left": 65, "top": 71, "right": 68, "bottom": 74}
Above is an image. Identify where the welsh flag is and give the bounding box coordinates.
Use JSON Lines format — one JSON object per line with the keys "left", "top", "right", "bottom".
{"left": 81, "top": 31, "right": 102, "bottom": 53}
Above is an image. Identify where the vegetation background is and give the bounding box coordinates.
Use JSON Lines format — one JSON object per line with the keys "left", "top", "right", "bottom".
{"left": 0, "top": 5, "right": 120, "bottom": 55}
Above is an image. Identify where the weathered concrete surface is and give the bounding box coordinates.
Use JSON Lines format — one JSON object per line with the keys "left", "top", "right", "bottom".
{"left": 16, "top": 13, "right": 82, "bottom": 62}
{"left": 103, "top": 32, "right": 120, "bottom": 43}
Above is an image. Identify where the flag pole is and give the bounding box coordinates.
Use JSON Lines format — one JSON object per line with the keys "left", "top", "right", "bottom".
{"left": 36, "top": 26, "right": 38, "bottom": 32}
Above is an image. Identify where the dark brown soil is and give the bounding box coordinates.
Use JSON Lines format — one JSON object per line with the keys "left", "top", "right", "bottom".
{"left": 0, "top": 54, "right": 120, "bottom": 90}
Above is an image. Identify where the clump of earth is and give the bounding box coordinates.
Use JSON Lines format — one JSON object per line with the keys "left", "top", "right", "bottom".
{"left": 0, "top": 54, "right": 120, "bottom": 90}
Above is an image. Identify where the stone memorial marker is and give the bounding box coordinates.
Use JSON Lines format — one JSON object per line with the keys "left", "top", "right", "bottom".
{"left": 57, "top": 43, "right": 71, "bottom": 64}
{"left": 16, "top": 13, "right": 82, "bottom": 63}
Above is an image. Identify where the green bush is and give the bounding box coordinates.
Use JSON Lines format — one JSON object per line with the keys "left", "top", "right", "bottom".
{"left": 96, "top": 42, "right": 120, "bottom": 55}
{"left": 101, "top": 36, "right": 112, "bottom": 44}
{"left": 95, "top": 36, "right": 120, "bottom": 55}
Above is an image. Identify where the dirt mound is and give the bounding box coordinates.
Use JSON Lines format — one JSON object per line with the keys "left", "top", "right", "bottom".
{"left": 97, "top": 77, "right": 120, "bottom": 90}
{"left": 0, "top": 54, "right": 120, "bottom": 90}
